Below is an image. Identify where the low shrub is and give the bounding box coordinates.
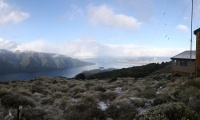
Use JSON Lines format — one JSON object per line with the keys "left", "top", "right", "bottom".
{"left": 0, "top": 88, "right": 11, "bottom": 97}
{"left": 1, "top": 94, "right": 35, "bottom": 108}
{"left": 154, "top": 81, "right": 167, "bottom": 89}
{"left": 58, "top": 99, "right": 68, "bottom": 110}
{"left": 41, "top": 97, "right": 54, "bottom": 105}
{"left": 30, "top": 85, "right": 46, "bottom": 94}
{"left": 130, "top": 98, "right": 146, "bottom": 107}
{"left": 92, "top": 85, "right": 106, "bottom": 92}
{"left": 53, "top": 92, "right": 64, "bottom": 99}
{"left": 176, "top": 86, "right": 200, "bottom": 113}
{"left": 22, "top": 107, "right": 46, "bottom": 120}
{"left": 137, "top": 102, "right": 197, "bottom": 120}
{"left": 74, "top": 73, "right": 85, "bottom": 80}
{"left": 98, "top": 91, "right": 118, "bottom": 101}
{"left": 109, "top": 77, "right": 118, "bottom": 83}
{"left": 70, "top": 86, "right": 85, "bottom": 93}
{"left": 136, "top": 86, "right": 156, "bottom": 98}
{"left": 84, "top": 82, "right": 95, "bottom": 89}
{"left": 184, "top": 79, "right": 200, "bottom": 89}
{"left": 81, "top": 95, "right": 97, "bottom": 104}
{"left": 20, "top": 90, "right": 32, "bottom": 96}
{"left": 63, "top": 103, "right": 106, "bottom": 120}
{"left": 152, "top": 94, "right": 172, "bottom": 106}
{"left": 106, "top": 102, "right": 137, "bottom": 120}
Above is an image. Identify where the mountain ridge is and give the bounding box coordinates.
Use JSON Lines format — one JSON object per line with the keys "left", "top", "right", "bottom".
{"left": 0, "top": 49, "right": 93, "bottom": 75}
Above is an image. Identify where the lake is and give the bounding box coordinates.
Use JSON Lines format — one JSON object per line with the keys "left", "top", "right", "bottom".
{"left": 0, "top": 58, "right": 140, "bottom": 82}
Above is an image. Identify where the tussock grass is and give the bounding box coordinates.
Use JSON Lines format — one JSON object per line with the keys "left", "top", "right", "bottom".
{"left": 41, "top": 97, "right": 54, "bottom": 105}
{"left": 98, "top": 91, "right": 118, "bottom": 101}
{"left": 0, "top": 75, "right": 200, "bottom": 119}
{"left": 106, "top": 102, "right": 138, "bottom": 120}
{"left": 63, "top": 103, "right": 106, "bottom": 120}
{"left": 91, "top": 85, "right": 106, "bottom": 92}
{"left": 52, "top": 91, "right": 64, "bottom": 99}
{"left": 137, "top": 102, "right": 197, "bottom": 120}
{"left": 1, "top": 93, "right": 35, "bottom": 108}
{"left": 22, "top": 107, "right": 46, "bottom": 120}
{"left": 136, "top": 86, "right": 156, "bottom": 99}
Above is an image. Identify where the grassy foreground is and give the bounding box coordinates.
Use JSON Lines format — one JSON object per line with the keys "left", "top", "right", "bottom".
{"left": 0, "top": 73, "right": 200, "bottom": 119}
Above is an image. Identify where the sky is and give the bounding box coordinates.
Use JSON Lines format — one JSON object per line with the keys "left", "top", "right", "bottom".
{"left": 0, "top": 0, "right": 199, "bottom": 59}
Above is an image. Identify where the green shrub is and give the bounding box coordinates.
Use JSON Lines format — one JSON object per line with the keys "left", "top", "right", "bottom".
{"left": 58, "top": 99, "right": 68, "bottom": 110}
{"left": 84, "top": 82, "right": 95, "bottom": 89}
{"left": 130, "top": 98, "right": 146, "bottom": 107}
{"left": 136, "top": 86, "right": 156, "bottom": 98}
{"left": 152, "top": 94, "right": 172, "bottom": 106}
{"left": 74, "top": 73, "right": 85, "bottom": 80}
{"left": 20, "top": 90, "right": 32, "bottom": 96}
{"left": 70, "top": 86, "right": 85, "bottom": 93}
{"left": 176, "top": 86, "right": 200, "bottom": 113}
{"left": 1, "top": 94, "right": 35, "bottom": 108}
{"left": 30, "top": 85, "right": 45, "bottom": 94}
{"left": 98, "top": 91, "right": 118, "bottom": 101}
{"left": 81, "top": 95, "right": 97, "bottom": 104}
{"left": 106, "top": 102, "right": 137, "bottom": 120}
{"left": 41, "top": 97, "right": 54, "bottom": 105}
{"left": 53, "top": 92, "right": 63, "bottom": 99}
{"left": 92, "top": 85, "right": 106, "bottom": 92}
{"left": 184, "top": 79, "right": 200, "bottom": 89}
{"left": 22, "top": 107, "right": 46, "bottom": 120}
{"left": 137, "top": 102, "right": 197, "bottom": 120}
{"left": 0, "top": 88, "right": 11, "bottom": 97}
{"left": 154, "top": 81, "right": 167, "bottom": 89}
{"left": 109, "top": 77, "right": 118, "bottom": 83}
{"left": 63, "top": 103, "right": 106, "bottom": 120}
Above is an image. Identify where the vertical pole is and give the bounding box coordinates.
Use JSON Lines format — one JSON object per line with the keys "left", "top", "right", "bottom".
{"left": 190, "top": 0, "right": 193, "bottom": 80}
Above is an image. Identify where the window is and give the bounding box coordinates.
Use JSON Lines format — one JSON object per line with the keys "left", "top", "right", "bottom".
{"left": 180, "top": 60, "right": 187, "bottom": 66}
{"left": 174, "top": 60, "right": 178, "bottom": 65}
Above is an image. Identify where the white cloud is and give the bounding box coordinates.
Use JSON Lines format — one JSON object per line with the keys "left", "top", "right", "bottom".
{"left": 0, "top": 38, "right": 20, "bottom": 49}
{"left": 176, "top": 24, "right": 188, "bottom": 31}
{"left": 88, "top": 5, "right": 142, "bottom": 31}
{"left": 0, "top": 0, "right": 29, "bottom": 24}
{"left": 0, "top": 37, "right": 186, "bottom": 58}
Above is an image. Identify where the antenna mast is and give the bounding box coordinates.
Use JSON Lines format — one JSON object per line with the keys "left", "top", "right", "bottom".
{"left": 190, "top": 0, "right": 193, "bottom": 80}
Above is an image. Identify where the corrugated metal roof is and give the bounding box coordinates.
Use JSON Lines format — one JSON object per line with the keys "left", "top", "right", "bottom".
{"left": 171, "top": 50, "right": 196, "bottom": 59}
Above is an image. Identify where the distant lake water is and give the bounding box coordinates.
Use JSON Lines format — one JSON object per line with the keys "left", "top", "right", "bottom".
{"left": 0, "top": 58, "right": 140, "bottom": 82}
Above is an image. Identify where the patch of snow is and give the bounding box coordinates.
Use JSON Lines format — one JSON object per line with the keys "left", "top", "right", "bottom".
{"left": 98, "top": 101, "right": 108, "bottom": 111}
{"left": 156, "top": 85, "right": 165, "bottom": 94}
{"left": 137, "top": 107, "right": 149, "bottom": 115}
{"left": 129, "top": 97, "right": 142, "bottom": 100}
{"left": 114, "top": 87, "right": 122, "bottom": 93}
{"left": 120, "top": 98, "right": 131, "bottom": 104}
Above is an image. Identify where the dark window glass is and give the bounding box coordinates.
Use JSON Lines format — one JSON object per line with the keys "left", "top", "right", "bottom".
{"left": 180, "top": 60, "right": 187, "bottom": 66}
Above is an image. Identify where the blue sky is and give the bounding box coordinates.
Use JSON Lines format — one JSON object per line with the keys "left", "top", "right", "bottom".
{"left": 0, "top": 0, "right": 199, "bottom": 58}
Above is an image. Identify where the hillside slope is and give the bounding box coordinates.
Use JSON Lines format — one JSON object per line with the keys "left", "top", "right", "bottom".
{"left": 86, "top": 62, "right": 171, "bottom": 79}
{"left": 0, "top": 49, "right": 93, "bottom": 75}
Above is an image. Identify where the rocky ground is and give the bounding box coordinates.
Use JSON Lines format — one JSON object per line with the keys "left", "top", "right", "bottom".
{"left": 0, "top": 72, "right": 199, "bottom": 120}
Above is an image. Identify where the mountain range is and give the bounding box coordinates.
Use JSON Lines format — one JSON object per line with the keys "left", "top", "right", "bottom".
{"left": 0, "top": 49, "right": 93, "bottom": 75}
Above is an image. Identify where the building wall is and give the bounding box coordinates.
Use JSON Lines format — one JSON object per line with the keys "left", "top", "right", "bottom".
{"left": 171, "top": 59, "right": 195, "bottom": 76}
{"left": 196, "top": 32, "right": 200, "bottom": 69}
{"left": 195, "top": 31, "right": 200, "bottom": 76}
